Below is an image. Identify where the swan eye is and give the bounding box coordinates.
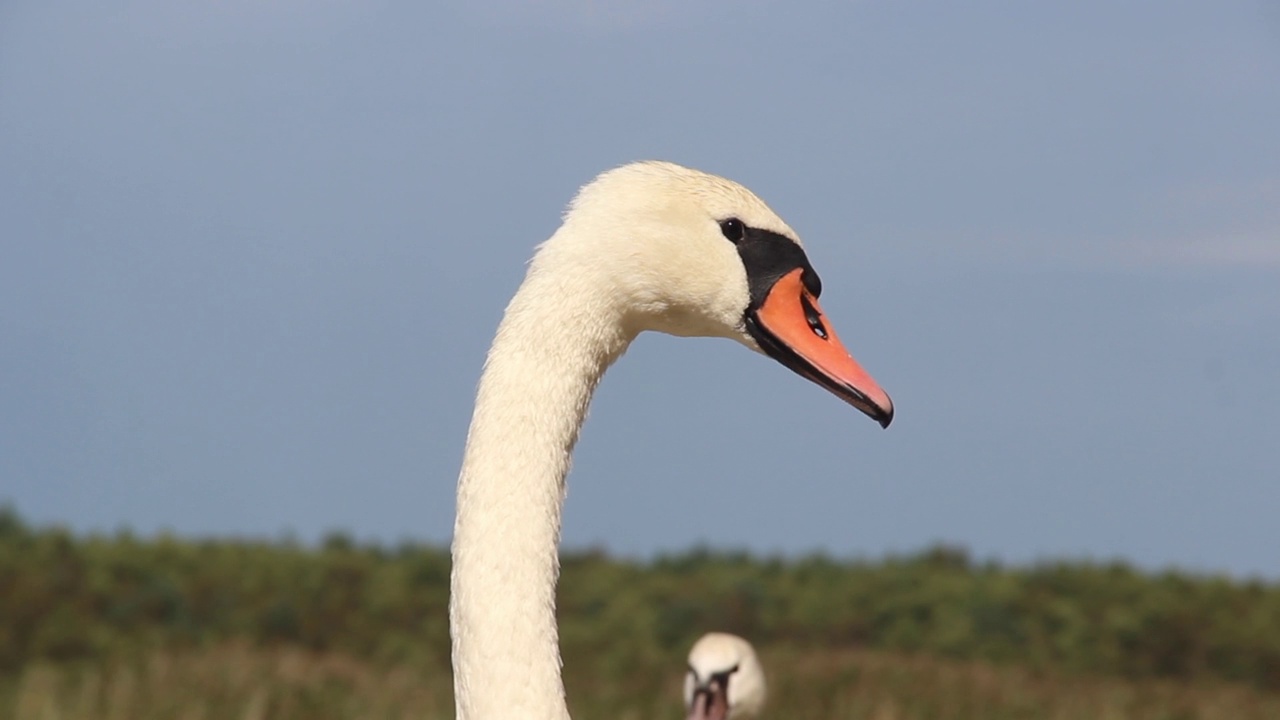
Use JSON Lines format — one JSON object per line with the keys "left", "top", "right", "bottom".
{"left": 719, "top": 218, "right": 745, "bottom": 243}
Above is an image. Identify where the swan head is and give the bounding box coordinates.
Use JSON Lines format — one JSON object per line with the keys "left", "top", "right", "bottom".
{"left": 545, "top": 161, "right": 893, "bottom": 427}
{"left": 683, "top": 632, "right": 766, "bottom": 720}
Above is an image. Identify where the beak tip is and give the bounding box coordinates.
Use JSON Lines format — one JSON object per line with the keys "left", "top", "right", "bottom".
{"left": 866, "top": 395, "right": 894, "bottom": 429}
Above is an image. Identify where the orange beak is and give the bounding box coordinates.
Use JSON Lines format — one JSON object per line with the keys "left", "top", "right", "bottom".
{"left": 746, "top": 268, "right": 894, "bottom": 428}
{"left": 686, "top": 677, "right": 730, "bottom": 720}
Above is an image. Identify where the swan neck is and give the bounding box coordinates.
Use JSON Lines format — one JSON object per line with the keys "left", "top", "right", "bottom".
{"left": 451, "top": 265, "right": 632, "bottom": 720}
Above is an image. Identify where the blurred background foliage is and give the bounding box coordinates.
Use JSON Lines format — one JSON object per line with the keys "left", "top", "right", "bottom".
{"left": 1, "top": 504, "right": 1277, "bottom": 719}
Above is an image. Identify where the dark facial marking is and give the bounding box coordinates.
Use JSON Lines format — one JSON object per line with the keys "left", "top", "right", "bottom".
{"left": 688, "top": 663, "right": 741, "bottom": 718}
{"left": 692, "top": 664, "right": 741, "bottom": 689}
{"left": 724, "top": 221, "right": 891, "bottom": 426}
{"left": 720, "top": 221, "right": 822, "bottom": 313}
{"left": 688, "top": 663, "right": 742, "bottom": 691}
{"left": 713, "top": 663, "right": 741, "bottom": 683}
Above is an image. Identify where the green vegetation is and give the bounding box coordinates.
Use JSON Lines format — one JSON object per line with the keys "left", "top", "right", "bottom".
{"left": 7, "top": 642, "right": 1280, "bottom": 720}
{"left": 1, "top": 504, "right": 1278, "bottom": 718}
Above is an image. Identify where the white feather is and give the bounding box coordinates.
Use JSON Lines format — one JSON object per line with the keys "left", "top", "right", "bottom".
{"left": 452, "top": 162, "right": 801, "bottom": 720}
{"left": 685, "top": 632, "right": 768, "bottom": 719}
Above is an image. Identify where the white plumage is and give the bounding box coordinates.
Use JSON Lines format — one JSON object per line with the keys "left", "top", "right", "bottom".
{"left": 684, "top": 632, "right": 767, "bottom": 720}
{"left": 450, "top": 162, "right": 892, "bottom": 720}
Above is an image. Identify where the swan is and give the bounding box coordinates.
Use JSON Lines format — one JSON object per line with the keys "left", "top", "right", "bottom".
{"left": 684, "top": 632, "right": 767, "bottom": 720}
{"left": 451, "top": 161, "right": 893, "bottom": 720}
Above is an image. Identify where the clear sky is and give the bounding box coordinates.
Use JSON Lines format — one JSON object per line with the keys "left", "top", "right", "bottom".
{"left": 2, "top": 1, "right": 1277, "bottom": 577}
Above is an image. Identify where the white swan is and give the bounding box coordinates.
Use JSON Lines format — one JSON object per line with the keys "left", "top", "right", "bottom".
{"left": 684, "top": 633, "right": 767, "bottom": 720}
{"left": 451, "top": 161, "right": 893, "bottom": 720}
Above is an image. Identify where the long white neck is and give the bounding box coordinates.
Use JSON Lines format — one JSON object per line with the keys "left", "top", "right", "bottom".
{"left": 451, "top": 241, "right": 636, "bottom": 720}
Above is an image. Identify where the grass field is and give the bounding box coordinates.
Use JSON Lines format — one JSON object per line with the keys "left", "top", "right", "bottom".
{"left": 4, "top": 509, "right": 1278, "bottom": 719}
{"left": 6, "top": 642, "right": 1279, "bottom": 720}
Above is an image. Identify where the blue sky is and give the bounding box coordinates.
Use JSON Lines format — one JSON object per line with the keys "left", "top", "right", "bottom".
{"left": 2, "top": 1, "right": 1277, "bottom": 577}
